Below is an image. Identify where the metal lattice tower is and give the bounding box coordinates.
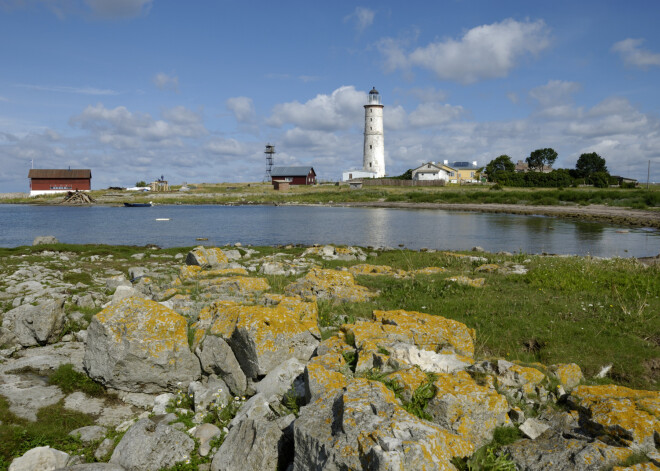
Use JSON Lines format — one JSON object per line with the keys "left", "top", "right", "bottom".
{"left": 264, "top": 144, "right": 275, "bottom": 182}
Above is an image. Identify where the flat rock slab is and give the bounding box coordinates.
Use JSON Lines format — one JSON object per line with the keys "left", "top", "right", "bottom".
{"left": 0, "top": 372, "right": 64, "bottom": 421}
{"left": 64, "top": 392, "right": 105, "bottom": 415}
{"left": 96, "top": 404, "right": 136, "bottom": 427}
{"left": 1, "top": 342, "right": 86, "bottom": 375}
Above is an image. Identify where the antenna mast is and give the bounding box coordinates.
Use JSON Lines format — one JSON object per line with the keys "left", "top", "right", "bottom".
{"left": 264, "top": 144, "right": 275, "bottom": 182}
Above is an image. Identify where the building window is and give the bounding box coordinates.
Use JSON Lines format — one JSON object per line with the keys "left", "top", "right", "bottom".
{"left": 50, "top": 185, "right": 72, "bottom": 190}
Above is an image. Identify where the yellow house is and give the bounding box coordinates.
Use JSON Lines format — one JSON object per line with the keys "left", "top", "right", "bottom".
{"left": 443, "top": 160, "right": 481, "bottom": 183}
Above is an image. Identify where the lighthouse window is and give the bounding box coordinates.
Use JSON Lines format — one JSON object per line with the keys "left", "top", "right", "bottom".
{"left": 370, "top": 163, "right": 372, "bottom": 167}
{"left": 370, "top": 127, "right": 372, "bottom": 130}
{"left": 370, "top": 118, "right": 372, "bottom": 122}
{"left": 370, "top": 145, "right": 372, "bottom": 149}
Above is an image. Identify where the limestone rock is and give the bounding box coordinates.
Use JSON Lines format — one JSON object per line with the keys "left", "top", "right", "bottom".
{"left": 200, "top": 296, "right": 320, "bottom": 379}
{"left": 519, "top": 418, "right": 551, "bottom": 439}
{"left": 503, "top": 435, "right": 635, "bottom": 471}
{"left": 105, "top": 275, "right": 131, "bottom": 291}
{"left": 9, "top": 446, "right": 70, "bottom": 471}
{"left": 211, "top": 418, "right": 284, "bottom": 471}
{"left": 293, "top": 378, "right": 473, "bottom": 470}
{"left": 188, "top": 375, "right": 231, "bottom": 413}
{"left": 186, "top": 246, "right": 229, "bottom": 269}
{"left": 387, "top": 342, "right": 473, "bottom": 373}
{"left": 254, "top": 357, "right": 306, "bottom": 399}
{"left": 2, "top": 298, "right": 66, "bottom": 347}
{"left": 192, "top": 423, "right": 221, "bottom": 457}
{"left": 285, "top": 268, "right": 377, "bottom": 303}
{"left": 427, "top": 370, "right": 511, "bottom": 448}
{"left": 302, "top": 245, "right": 367, "bottom": 261}
{"left": 196, "top": 335, "right": 247, "bottom": 396}
{"left": 110, "top": 418, "right": 195, "bottom": 471}
{"left": 552, "top": 363, "right": 584, "bottom": 391}
{"left": 304, "top": 355, "right": 348, "bottom": 403}
{"left": 68, "top": 425, "right": 107, "bottom": 444}
{"left": 569, "top": 384, "right": 660, "bottom": 453}
{"left": 345, "top": 309, "right": 476, "bottom": 360}
{"left": 56, "top": 465, "right": 126, "bottom": 471}
{"left": 83, "top": 297, "right": 201, "bottom": 393}
{"left": 33, "top": 236, "right": 59, "bottom": 245}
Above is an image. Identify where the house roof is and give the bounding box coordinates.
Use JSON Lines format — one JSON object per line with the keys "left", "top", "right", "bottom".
{"left": 28, "top": 169, "right": 92, "bottom": 179}
{"left": 451, "top": 161, "right": 479, "bottom": 170}
{"left": 271, "top": 166, "right": 315, "bottom": 177}
{"left": 412, "top": 162, "right": 443, "bottom": 173}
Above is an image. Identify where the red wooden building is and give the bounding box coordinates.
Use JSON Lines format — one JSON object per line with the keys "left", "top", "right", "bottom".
{"left": 28, "top": 169, "right": 92, "bottom": 196}
{"left": 270, "top": 166, "right": 316, "bottom": 186}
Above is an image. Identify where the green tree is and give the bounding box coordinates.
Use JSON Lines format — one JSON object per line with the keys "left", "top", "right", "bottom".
{"left": 485, "top": 155, "right": 515, "bottom": 182}
{"left": 575, "top": 152, "right": 608, "bottom": 178}
{"left": 526, "top": 148, "right": 558, "bottom": 171}
{"left": 135, "top": 181, "right": 148, "bottom": 187}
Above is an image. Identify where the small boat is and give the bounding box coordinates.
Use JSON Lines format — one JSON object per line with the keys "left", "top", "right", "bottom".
{"left": 124, "top": 202, "right": 152, "bottom": 207}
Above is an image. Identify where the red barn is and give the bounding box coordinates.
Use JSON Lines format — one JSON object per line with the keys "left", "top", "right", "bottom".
{"left": 270, "top": 166, "right": 316, "bottom": 186}
{"left": 28, "top": 169, "right": 92, "bottom": 196}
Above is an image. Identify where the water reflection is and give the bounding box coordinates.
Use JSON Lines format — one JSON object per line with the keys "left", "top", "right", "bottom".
{"left": 0, "top": 204, "right": 657, "bottom": 258}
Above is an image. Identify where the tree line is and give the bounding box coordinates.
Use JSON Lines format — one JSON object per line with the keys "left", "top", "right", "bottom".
{"left": 484, "top": 150, "right": 625, "bottom": 188}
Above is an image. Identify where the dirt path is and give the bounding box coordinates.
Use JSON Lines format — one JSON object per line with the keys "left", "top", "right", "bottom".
{"left": 335, "top": 201, "right": 660, "bottom": 229}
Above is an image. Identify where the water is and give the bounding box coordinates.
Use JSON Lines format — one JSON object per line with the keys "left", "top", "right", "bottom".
{"left": 0, "top": 204, "right": 657, "bottom": 257}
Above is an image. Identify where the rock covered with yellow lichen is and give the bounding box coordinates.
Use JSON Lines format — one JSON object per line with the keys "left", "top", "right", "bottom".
{"left": 285, "top": 268, "right": 378, "bottom": 303}
{"left": 569, "top": 384, "right": 660, "bottom": 453}
{"left": 195, "top": 295, "right": 321, "bottom": 379}
{"left": 83, "top": 296, "right": 201, "bottom": 393}
{"left": 186, "top": 246, "right": 230, "bottom": 269}
{"left": 293, "top": 378, "right": 474, "bottom": 470}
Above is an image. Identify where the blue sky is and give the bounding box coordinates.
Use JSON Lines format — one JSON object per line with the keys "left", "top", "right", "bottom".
{"left": 1, "top": 0, "right": 660, "bottom": 192}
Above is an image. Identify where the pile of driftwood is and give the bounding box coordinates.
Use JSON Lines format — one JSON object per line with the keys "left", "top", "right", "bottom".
{"left": 61, "top": 191, "right": 95, "bottom": 205}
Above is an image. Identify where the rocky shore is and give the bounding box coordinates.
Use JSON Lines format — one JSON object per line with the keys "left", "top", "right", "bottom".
{"left": 0, "top": 242, "right": 658, "bottom": 470}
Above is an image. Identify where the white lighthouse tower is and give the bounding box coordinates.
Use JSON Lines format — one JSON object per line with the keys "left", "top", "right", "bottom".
{"left": 363, "top": 87, "right": 385, "bottom": 178}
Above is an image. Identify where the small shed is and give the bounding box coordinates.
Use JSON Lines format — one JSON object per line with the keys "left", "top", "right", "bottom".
{"left": 271, "top": 166, "right": 316, "bottom": 186}
{"left": 28, "top": 169, "right": 92, "bottom": 196}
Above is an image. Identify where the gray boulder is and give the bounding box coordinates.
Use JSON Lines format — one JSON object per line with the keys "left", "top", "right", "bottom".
{"left": 196, "top": 335, "right": 247, "bottom": 396}
{"left": 502, "top": 435, "right": 636, "bottom": 470}
{"left": 110, "top": 418, "right": 194, "bottom": 471}
{"left": 293, "top": 378, "right": 473, "bottom": 470}
{"left": 9, "top": 446, "right": 70, "bottom": 471}
{"left": 2, "top": 298, "right": 66, "bottom": 347}
{"left": 33, "top": 236, "right": 59, "bottom": 245}
{"left": 188, "top": 375, "right": 231, "bottom": 413}
{"left": 83, "top": 297, "right": 201, "bottom": 393}
{"left": 192, "top": 423, "right": 221, "bottom": 457}
{"left": 211, "top": 417, "right": 288, "bottom": 471}
{"left": 56, "top": 465, "right": 126, "bottom": 471}
{"left": 69, "top": 425, "right": 107, "bottom": 444}
{"left": 254, "top": 358, "right": 305, "bottom": 399}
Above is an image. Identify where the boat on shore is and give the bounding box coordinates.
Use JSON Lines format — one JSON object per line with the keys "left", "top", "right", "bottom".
{"left": 123, "top": 202, "right": 152, "bottom": 207}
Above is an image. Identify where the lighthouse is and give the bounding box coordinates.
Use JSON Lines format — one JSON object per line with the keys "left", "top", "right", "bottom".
{"left": 363, "top": 87, "right": 385, "bottom": 178}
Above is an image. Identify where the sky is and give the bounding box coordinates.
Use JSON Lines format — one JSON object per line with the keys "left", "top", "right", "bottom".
{"left": 1, "top": 0, "right": 660, "bottom": 192}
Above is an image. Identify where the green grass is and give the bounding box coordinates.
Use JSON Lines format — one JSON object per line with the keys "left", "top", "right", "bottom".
{"left": 0, "top": 397, "right": 95, "bottom": 470}
{"left": 49, "top": 363, "right": 105, "bottom": 397}
{"left": 315, "top": 249, "right": 660, "bottom": 390}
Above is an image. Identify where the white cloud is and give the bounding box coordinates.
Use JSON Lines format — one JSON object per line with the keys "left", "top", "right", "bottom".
{"left": 529, "top": 80, "right": 582, "bottom": 118}
{"left": 204, "top": 138, "right": 247, "bottom": 157}
{"left": 84, "top": 0, "right": 152, "bottom": 19}
{"left": 70, "top": 103, "right": 206, "bottom": 149}
{"left": 406, "top": 87, "right": 448, "bottom": 103}
{"left": 380, "top": 19, "right": 551, "bottom": 84}
{"left": 408, "top": 102, "right": 465, "bottom": 128}
{"left": 612, "top": 38, "right": 660, "bottom": 68}
{"left": 268, "top": 86, "right": 366, "bottom": 131}
{"left": 226, "top": 97, "right": 255, "bottom": 123}
{"left": 153, "top": 73, "right": 179, "bottom": 92}
{"left": 344, "top": 7, "right": 375, "bottom": 32}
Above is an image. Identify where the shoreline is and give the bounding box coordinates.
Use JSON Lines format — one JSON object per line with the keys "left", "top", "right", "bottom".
{"left": 332, "top": 201, "right": 660, "bottom": 229}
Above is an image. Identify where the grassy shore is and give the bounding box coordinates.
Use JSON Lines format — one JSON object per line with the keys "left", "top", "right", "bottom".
{"left": 4, "top": 182, "right": 660, "bottom": 209}
{"left": 1, "top": 243, "right": 657, "bottom": 391}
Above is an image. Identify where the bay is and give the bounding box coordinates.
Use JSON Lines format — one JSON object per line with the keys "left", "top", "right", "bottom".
{"left": 0, "top": 204, "right": 657, "bottom": 257}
